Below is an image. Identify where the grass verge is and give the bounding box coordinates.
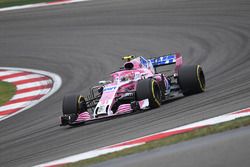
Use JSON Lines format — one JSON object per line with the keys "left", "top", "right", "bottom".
{"left": 0, "top": 0, "right": 57, "bottom": 8}
{"left": 0, "top": 81, "right": 16, "bottom": 106}
{"left": 64, "top": 116, "right": 250, "bottom": 167}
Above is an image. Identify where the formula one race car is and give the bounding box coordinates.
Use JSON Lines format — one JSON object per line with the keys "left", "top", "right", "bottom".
{"left": 60, "top": 53, "right": 205, "bottom": 126}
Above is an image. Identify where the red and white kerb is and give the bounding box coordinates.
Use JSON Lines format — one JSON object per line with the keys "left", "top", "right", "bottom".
{"left": 0, "top": 68, "right": 61, "bottom": 122}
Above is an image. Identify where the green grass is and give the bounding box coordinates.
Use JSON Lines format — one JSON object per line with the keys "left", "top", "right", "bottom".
{"left": 0, "top": 0, "right": 58, "bottom": 8}
{"left": 0, "top": 81, "right": 16, "bottom": 106}
{"left": 64, "top": 116, "right": 250, "bottom": 167}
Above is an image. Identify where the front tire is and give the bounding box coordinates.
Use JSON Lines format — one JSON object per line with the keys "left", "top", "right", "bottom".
{"left": 136, "top": 78, "right": 161, "bottom": 108}
{"left": 62, "top": 95, "right": 87, "bottom": 124}
{"left": 178, "top": 65, "right": 206, "bottom": 96}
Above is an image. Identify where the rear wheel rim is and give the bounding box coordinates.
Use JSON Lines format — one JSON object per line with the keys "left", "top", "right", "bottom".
{"left": 197, "top": 66, "right": 205, "bottom": 91}
{"left": 152, "top": 81, "right": 161, "bottom": 106}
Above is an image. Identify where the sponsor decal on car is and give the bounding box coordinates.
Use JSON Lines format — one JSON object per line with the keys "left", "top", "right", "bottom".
{"left": 150, "top": 54, "right": 176, "bottom": 66}
{"left": 103, "top": 86, "right": 117, "bottom": 92}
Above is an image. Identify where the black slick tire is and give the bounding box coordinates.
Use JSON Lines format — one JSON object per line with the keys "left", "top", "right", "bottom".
{"left": 178, "top": 65, "right": 206, "bottom": 96}
{"left": 136, "top": 78, "right": 161, "bottom": 108}
{"left": 62, "top": 95, "right": 87, "bottom": 122}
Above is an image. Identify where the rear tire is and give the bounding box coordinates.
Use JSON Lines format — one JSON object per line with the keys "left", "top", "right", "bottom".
{"left": 178, "top": 65, "right": 206, "bottom": 96}
{"left": 136, "top": 78, "right": 161, "bottom": 108}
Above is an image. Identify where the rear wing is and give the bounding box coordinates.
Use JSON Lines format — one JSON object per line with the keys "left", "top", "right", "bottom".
{"left": 148, "top": 52, "right": 183, "bottom": 72}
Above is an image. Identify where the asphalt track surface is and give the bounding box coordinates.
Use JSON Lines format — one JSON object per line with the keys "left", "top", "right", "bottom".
{"left": 0, "top": 0, "right": 250, "bottom": 166}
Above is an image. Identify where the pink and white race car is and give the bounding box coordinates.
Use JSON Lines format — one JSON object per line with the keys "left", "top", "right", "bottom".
{"left": 60, "top": 53, "right": 205, "bottom": 126}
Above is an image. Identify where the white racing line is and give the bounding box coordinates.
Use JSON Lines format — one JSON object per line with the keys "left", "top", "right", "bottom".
{"left": 35, "top": 107, "right": 250, "bottom": 167}
{"left": 0, "top": 0, "right": 90, "bottom": 12}
{"left": 0, "top": 67, "right": 62, "bottom": 122}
